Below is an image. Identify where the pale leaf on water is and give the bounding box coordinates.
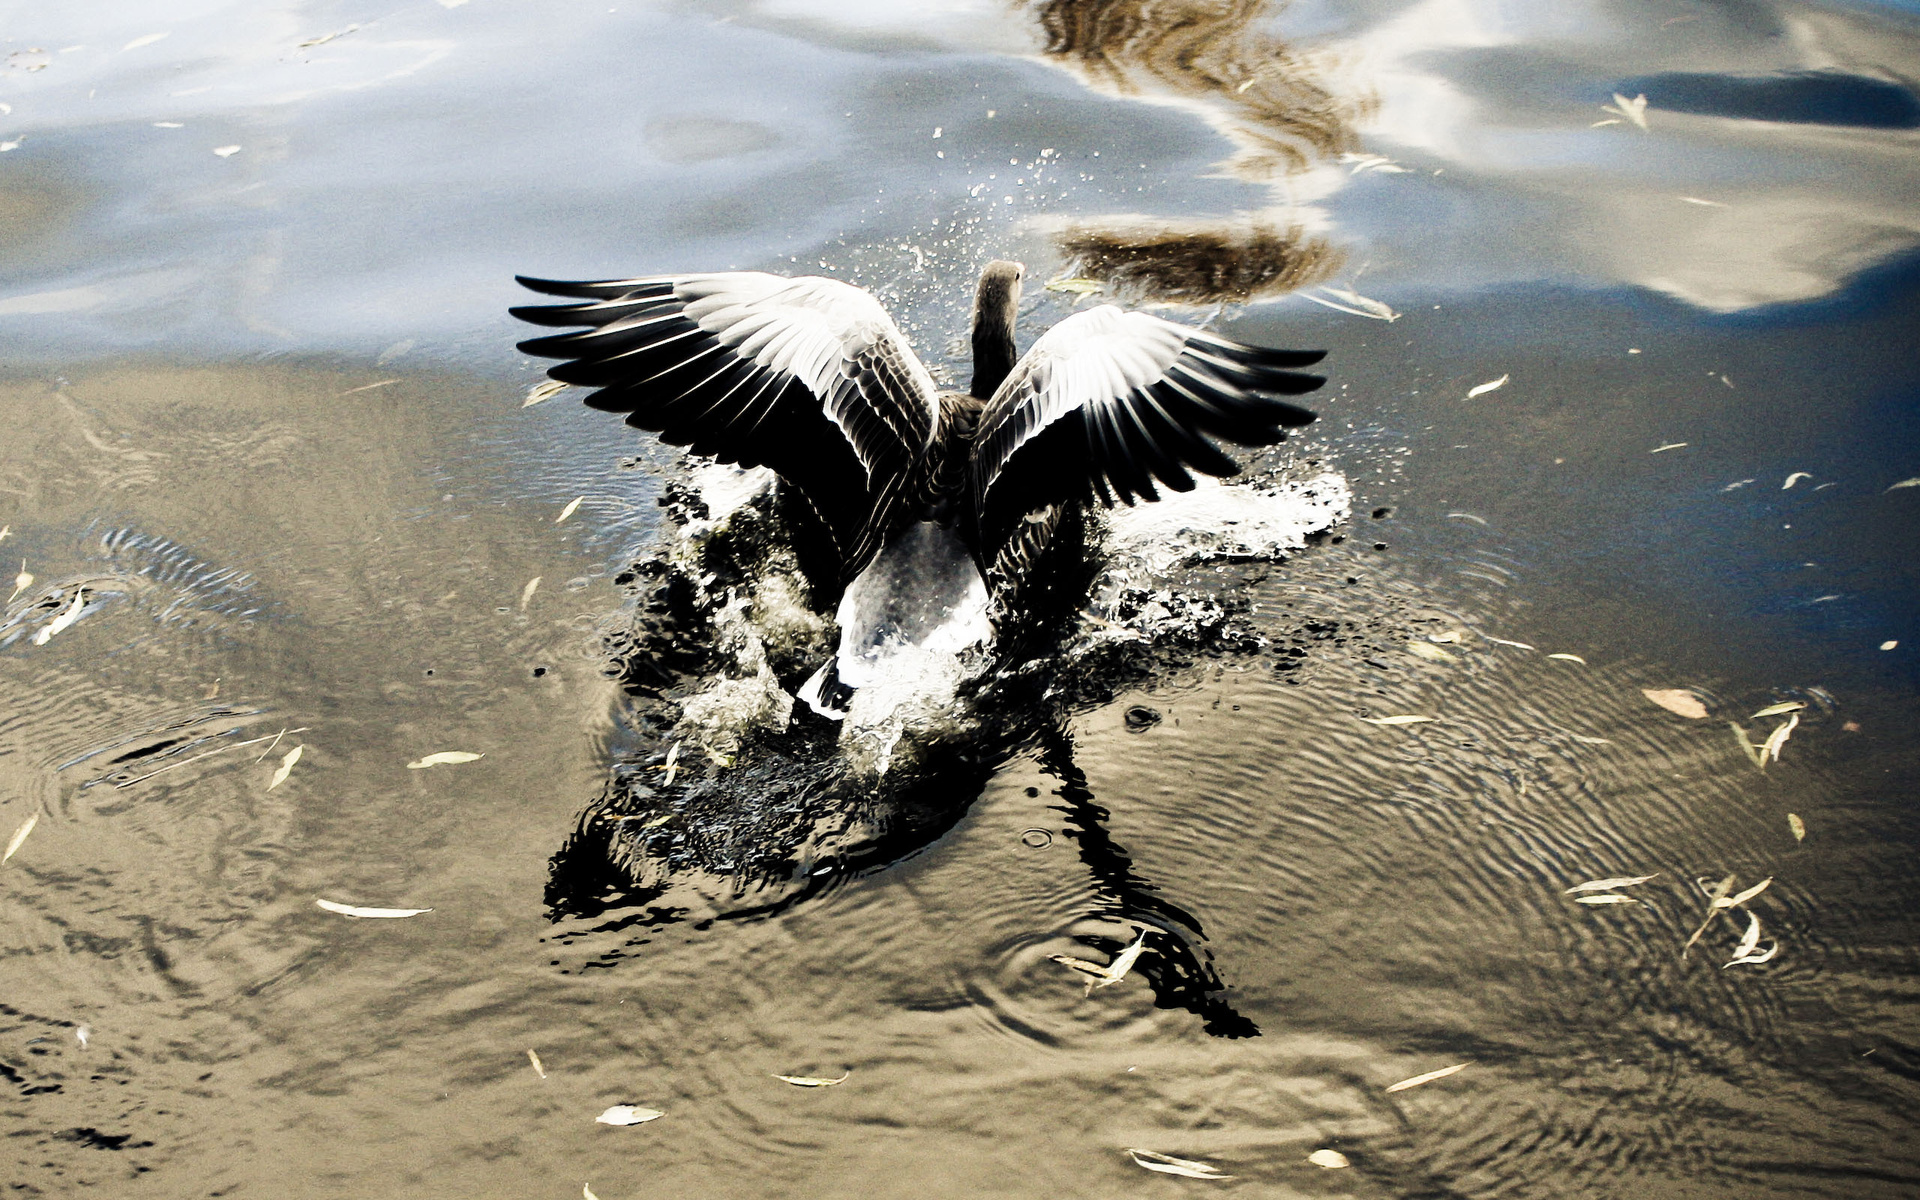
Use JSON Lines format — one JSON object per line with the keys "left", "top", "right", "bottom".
{"left": 1050, "top": 928, "right": 1151, "bottom": 994}
{"left": 661, "top": 742, "right": 682, "bottom": 786}
{"left": 31, "top": 587, "right": 85, "bottom": 645}
{"left": 267, "top": 745, "right": 302, "bottom": 790}
{"left": 1483, "top": 635, "right": 1534, "bottom": 649}
{"left": 1565, "top": 874, "right": 1658, "bottom": 894}
{"left": 1044, "top": 278, "right": 1104, "bottom": 294}
{"left": 1683, "top": 875, "right": 1736, "bottom": 957}
{"left": 1731, "top": 911, "right": 1761, "bottom": 960}
{"left": 595, "top": 1105, "right": 663, "bottom": 1126}
{"left": 523, "top": 379, "right": 569, "bottom": 407}
{"left": 1574, "top": 893, "right": 1639, "bottom": 905}
{"left": 7, "top": 561, "right": 29, "bottom": 604}
{"left": 315, "top": 899, "right": 432, "bottom": 918}
{"left": 1571, "top": 735, "right": 1612, "bottom": 745}
{"left": 1315, "top": 285, "right": 1399, "bottom": 322}
{"left": 1751, "top": 701, "right": 1805, "bottom": 719}
{"left": 1047, "top": 954, "right": 1108, "bottom": 979}
{"left": 1429, "top": 630, "right": 1463, "bottom": 643}
{"left": 4, "top": 812, "right": 39, "bottom": 864}
{"left": 1385, "top": 1062, "right": 1470, "bottom": 1092}
{"left": 1307, "top": 1149, "right": 1350, "bottom": 1169}
{"left": 1642, "top": 688, "right": 1708, "bottom": 719}
{"left": 1782, "top": 472, "right": 1811, "bottom": 489}
{"left": 1884, "top": 478, "right": 1920, "bottom": 491}
{"left": 1726, "top": 942, "right": 1780, "bottom": 967}
{"left": 1728, "top": 722, "right": 1765, "bottom": 768}
{"left": 1466, "top": 374, "right": 1509, "bottom": 398}
{"left": 519, "top": 576, "right": 541, "bottom": 610}
{"left": 1447, "top": 512, "right": 1489, "bottom": 525}
{"left": 528, "top": 1049, "right": 547, "bottom": 1079}
{"left": 1547, "top": 653, "right": 1586, "bottom": 663}
{"left": 1359, "top": 715, "right": 1434, "bottom": 725}
{"left": 1882, "top": 640, "right": 1899, "bottom": 651}
{"left": 1726, "top": 877, "right": 1772, "bottom": 908}
{"left": 556, "top": 496, "right": 584, "bottom": 523}
{"left": 407, "top": 751, "right": 483, "bottom": 769}
{"left": 773, "top": 1071, "right": 849, "bottom": 1087}
{"left": 584, "top": 1186, "right": 600, "bottom": 1200}
{"left": 212, "top": 145, "right": 241, "bottom": 157}
{"left": 1788, "top": 813, "right": 1806, "bottom": 842}
{"left": 1609, "top": 92, "right": 1650, "bottom": 129}
{"left": 1651, "top": 442, "right": 1689, "bottom": 453}
{"left": 1406, "top": 641, "right": 1456, "bottom": 662}
{"left": 1761, "top": 714, "right": 1798, "bottom": 765}
{"left": 1125, "top": 1149, "right": 1230, "bottom": 1179}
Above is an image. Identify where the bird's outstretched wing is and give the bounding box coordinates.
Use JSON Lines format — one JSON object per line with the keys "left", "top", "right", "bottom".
{"left": 968, "top": 305, "right": 1323, "bottom": 573}
{"left": 512, "top": 273, "right": 941, "bottom": 589}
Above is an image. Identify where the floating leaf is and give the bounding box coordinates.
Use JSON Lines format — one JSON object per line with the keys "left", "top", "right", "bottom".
{"left": 4, "top": 812, "right": 38, "bottom": 864}
{"left": 556, "top": 496, "right": 584, "bottom": 523}
{"left": 1547, "top": 653, "right": 1586, "bottom": 664}
{"left": 1730, "top": 911, "right": 1761, "bottom": 960}
{"left": 1049, "top": 928, "right": 1151, "bottom": 995}
{"left": 1782, "top": 473, "right": 1811, "bottom": 489}
{"left": 528, "top": 1049, "right": 547, "bottom": 1079}
{"left": 1302, "top": 285, "right": 1399, "bottom": 322}
{"left": 1683, "top": 875, "right": 1736, "bottom": 957}
{"left": 524, "top": 379, "right": 569, "bottom": 407}
{"left": 1429, "top": 630, "right": 1463, "bottom": 644}
{"left": 1605, "top": 92, "right": 1650, "bottom": 130}
{"left": 1642, "top": 688, "right": 1708, "bottom": 719}
{"left": 1574, "top": 894, "right": 1639, "bottom": 905}
{"left": 1571, "top": 735, "right": 1612, "bottom": 745}
{"left": 31, "top": 587, "right": 85, "bottom": 645}
{"left": 1358, "top": 715, "right": 1434, "bottom": 725}
{"left": 1651, "top": 442, "right": 1689, "bottom": 453}
{"left": 773, "top": 1071, "right": 849, "bottom": 1087}
{"left": 407, "top": 751, "right": 483, "bottom": 769}
{"left": 1565, "top": 874, "right": 1657, "bottom": 894}
{"left": 1760, "top": 714, "right": 1798, "bottom": 765}
{"left": 1307, "top": 1149, "right": 1350, "bottom": 1169}
{"left": 1880, "top": 640, "right": 1898, "bottom": 651}
{"left": 1885, "top": 478, "right": 1920, "bottom": 492}
{"left": 7, "top": 561, "right": 29, "bottom": 604}
{"left": 1125, "top": 1149, "right": 1230, "bottom": 1179}
{"left": 1385, "top": 1062, "right": 1470, "bottom": 1092}
{"left": 584, "top": 1186, "right": 600, "bottom": 1200}
{"left": 1406, "top": 641, "right": 1456, "bottom": 663}
{"left": 1788, "top": 813, "right": 1806, "bottom": 841}
{"left": 1044, "top": 277, "right": 1104, "bottom": 294}
{"left": 1728, "top": 722, "right": 1765, "bottom": 768}
{"left": 595, "top": 1105, "right": 663, "bottom": 1126}
{"left": 315, "top": 899, "right": 432, "bottom": 918}
{"left": 1446, "top": 512, "right": 1489, "bottom": 525}
{"left": 1483, "top": 635, "right": 1534, "bottom": 649}
{"left": 267, "top": 745, "right": 302, "bottom": 790}
{"left": 519, "top": 576, "right": 541, "bottom": 610}
{"left": 212, "top": 144, "right": 241, "bottom": 157}
{"left": 75, "top": 1025, "right": 90, "bottom": 1050}
{"left": 661, "top": 742, "right": 682, "bottom": 787}
{"left": 1751, "top": 701, "right": 1805, "bottom": 719}
{"left": 1466, "top": 375, "right": 1509, "bottom": 399}
{"left": 1726, "top": 942, "right": 1780, "bottom": 967}
{"left": 1725, "top": 877, "right": 1772, "bottom": 908}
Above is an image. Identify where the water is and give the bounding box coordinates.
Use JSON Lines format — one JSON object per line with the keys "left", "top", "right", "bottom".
{"left": 3, "top": 1, "right": 1918, "bottom": 1196}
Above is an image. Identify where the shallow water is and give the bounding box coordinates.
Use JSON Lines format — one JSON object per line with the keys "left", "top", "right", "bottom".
{"left": 3, "top": 1, "right": 1918, "bottom": 1197}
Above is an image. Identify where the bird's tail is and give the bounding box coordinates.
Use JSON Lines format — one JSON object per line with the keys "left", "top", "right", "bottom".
{"left": 797, "top": 658, "right": 856, "bottom": 721}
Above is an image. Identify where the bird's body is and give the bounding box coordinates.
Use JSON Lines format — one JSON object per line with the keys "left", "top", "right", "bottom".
{"left": 511, "top": 261, "right": 1324, "bottom": 718}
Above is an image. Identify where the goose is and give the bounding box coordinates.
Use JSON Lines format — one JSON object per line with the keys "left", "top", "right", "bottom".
{"left": 510, "top": 261, "right": 1324, "bottom": 719}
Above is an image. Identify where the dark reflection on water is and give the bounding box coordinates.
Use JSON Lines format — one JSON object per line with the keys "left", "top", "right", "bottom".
{"left": 1615, "top": 70, "right": 1920, "bottom": 128}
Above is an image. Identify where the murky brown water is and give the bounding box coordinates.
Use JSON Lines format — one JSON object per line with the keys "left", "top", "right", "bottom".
{"left": 4, "top": 1, "right": 1919, "bottom": 1197}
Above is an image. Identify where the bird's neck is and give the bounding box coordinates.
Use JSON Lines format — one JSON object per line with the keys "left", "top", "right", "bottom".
{"left": 970, "top": 320, "right": 1016, "bottom": 399}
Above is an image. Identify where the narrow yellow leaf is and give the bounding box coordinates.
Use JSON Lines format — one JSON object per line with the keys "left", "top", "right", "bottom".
{"left": 1466, "top": 374, "right": 1509, "bottom": 398}
{"left": 1574, "top": 893, "right": 1638, "bottom": 905}
{"left": 1307, "top": 1149, "right": 1350, "bottom": 1169}
{"left": 267, "top": 745, "right": 303, "bottom": 790}
{"left": 1760, "top": 714, "right": 1798, "bottom": 765}
{"left": 4, "top": 812, "right": 39, "bottom": 864}
{"left": 528, "top": 1049, "right": 547, "bottom": 1079}
{"left": 1044, "top": 278, "right": 1104, "bottom": 294}
{"left": 1751, "top": 701, "right": 1805, "bottom": 718}
{"left": 315, "top": 898, "right": 432, "bottom": 918}
{"left": 1643, "top": 688, "right": 1708, "bottom": 719}
{"left": 1405, "top": 641, "right": 1456, "bottom": 663}
{"left": 1125, "top": 1149, "right": 1230, "bottom": 1179}
{"left": 7, "top": 560, "right": 29, "bottom": 604}
{"left": 1726, "top": 876, "right": 1772, "bottom": 907}
{"left": 1650, "top": 442, "right": 1688, "bottom": 453}
{"left": 1565, "top": 874, "right": 1657, "bottom": 894}
{"left": 556, "top": 497, "right": 584, "bottom": 523}
{"left": 1547, "top": 653, "right": 1586, "bottom": 664}
{"left": 595, "top": 1105, "right": 662, "bottom": 1126}
{"left": 1787, "top": 813, "right": 1805, "bottom": 841}
{"left": 519, "top": 576, "right": 541, "bottom": 610}
{"left": 584, "top": 1186, "right": 600, "bottom": 1200}
{"left": 772, "top": 1071, "right": 849, "bottom": 1087}
{"left": 524, "top": 379, "right": 569, "bottom": 407}
{"left": 213, "top": 144, "right": 242, "bottom": 157}
{"left": 1483, "top": 634, "right": 1533, "bottom": 649}
{"left": 1385, "top": 1062, "right": 1469, "bottom": 1092}
{"left": 407, "top": 751, "right": 483, "bottom": 769}
{"left": 1571, "top": 735, "right": 1611, "bottom": 745}
{"left": 1683, "top": 875, "right": 1736, "bottom": 957}
{"left": 31, "top": 587, "right": 85, "bottom": 645}
{"left": 1359, "top": 715, "right": 1433, "bottom": 725}
{"left": 1731, "top": 911, "right": 1761, "bottom": 959}
{"left": 1885, "top": 478, "right": 1920, "bottom": 491}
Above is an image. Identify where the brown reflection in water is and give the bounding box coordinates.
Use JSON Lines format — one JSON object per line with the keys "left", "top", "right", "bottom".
{"left": 1054, "top": 218, "right": 1341, "bottom": 304}
{"left": 1026, "top": 0, "right": 1366, "bottom": 304}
